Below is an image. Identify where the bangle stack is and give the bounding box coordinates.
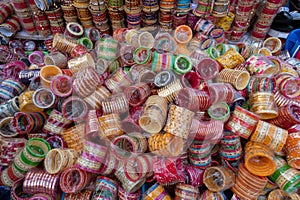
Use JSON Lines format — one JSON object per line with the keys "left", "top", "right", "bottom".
{"left": 0, "top": 79, "right": 25, "bottom": 101}
{"left": 207, "top": 83, "right": 235, "bottom": 104}
{"left": 12, "top": 112, "right": 46, "bottom": 134}
{"left": 52, "top": 34, "right": 77, "bottom": 54}
{"left": 0, "top": 117, "right": 18, "bottom": 138}
{"left": 50, "top": 75, "right": 73, "bottom": 97}
{"left": 151, "top": 52, "right": 175, "bottom": 72}
{"left": 181, "top": 71, "right": 201, "bottom": 89}
{"left": 101, "top": 93, "right": 129, "bottom": 114}
{"left": 120, "top": 45, "right": 137, "bottom": 66}
{"left": 139, "top": 95, "right": 168, "bottom": 134}
{"left": 0, "top": 96, "right": 20, "bottom": 118}
{"left": 84, "top": 85, "right": 111, "bottom": 110}
{"left": 73, "top": 66, "right": 101, "bottom": 98}
{"left": 231, "top": 163, "right": 268, "bottom": 200}
{"left": 59, "top": 167, "right": 91, "bottom": 193}
{"left": 23, "top": 169, "right": 60, "bottom": 196}
{"left": 45, "top": 7, "right": 65, "bottom": 34}
{"left": 175, "top": 183, "right": 200, "bottom": 199}
{"left": 143, "top": 183, "right": 171, "bottom": 200}
{"left": 153, "top": 157, "right": 185, "bottom": 185}
{"left": 268, "top": 189, "right": 300, "bottom": 200}
{"left": 105, "top": 68, "right": 133, "bottom": 94}
{"left": 157, "top": 79, "right": 183, "bottom": 103}
{"left": 148, "top": 132, "right": 184, "bottom": 157}
{"left": 245, "top": 55, "right": 279, "bottom": 76}
{"left": 19, "top": 91, "right": 43, "bottom": 112}
{"left": 216, "top": 68, "right": 250, "bottom": 91}
{"left": 0, "top": 138, "right": 27, "bottom": 166}
{"left": 164, "top": 105, "right": 194, "bottom": 139}
{"left": 44, "top": 148, "right": 77, "bottom": 174}
{"left": 176, "top": 88, "right": 211, "bottom": 112}
{"left": 119, "top": 186, "right": 141, "bottom": 200}
{"left": 96, "top": 37, "right": 119, "bottom": 61}
{"left": 188, "top": 141, "right": 212, "bottom": 169}
{"left": 92, "top": 176, "right": 118, "bottom": 200}
{"left": 286, "top": 131, "right": 300, "bottom": 169}
{"left": 247, "top": 76, "right": 277, "bottom": 94}
{"left": 61, "top": 124, "right": 86, "bottom": 153}
{"left": 67, "top": 53, "right": 95, "bottom": 74}
{"left": 0, "top": 15, "right": 21, "bottom": 38}
{"left": 40, "top": 65, "right": 62, "bottom": 88}
{"left": 268, "top": 104, "right": 300, "bottom": 129}
{"left": 98, "top": 113, "right": 123, "bottom": 140}
{"left": 244, "top": 141, "right": 276, "bottom": 176}
{"left": 112, "top": 132, "right": 147, "bottom": 159}
{"left": 32, "top": 88, "right": 56, "bottom": 109}
{"left": 43, "top": 109, "right": 72, "bottom": 135}
{"left": 225, "top": 106, "right": 260, "bottom": 139}
{"left": 203, "top": 166, "right": 235, "bottom": 192}
{"left": 62, "top": 96, "right": 88, "bottom": 122}
{"left": 269, "top": 157, "right": 300, "bottom": 194}
{"left": 195, "top": 58, "right": 219, "bottom": 81}
{"left": 219, "top": 131, "right": 243, "bottom": 161}
{"left": 249, "top": 92, "right": 279, "bottom": 119}
{"left": 250, "top": 120, "right": 288, "bottom": 153}
{"left": 190, "top": 118, "right": 224, "bottom": 142}
{"left": 125, "top": 83, "right": 151, "bottom": 107}
{"left": 44, "top": 52, "right": 68, "bottom": 69}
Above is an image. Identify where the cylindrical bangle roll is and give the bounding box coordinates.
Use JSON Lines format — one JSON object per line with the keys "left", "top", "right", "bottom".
{"left": 143, "top": 183, "right": 171, "bottom": 200}
{"left": 0, "top": 96, "right": 20, "bottom": 118}
{"left": 98, "top": 113, "right": 123, "bottom": 140}
{"left": 40, "top": 65, "right": 63, "bottom": 88}
{"left": 105, "top": 68, "right": 133, "bottom": 94}
{"left": 12, "top": 112, "right": 46, "bottom": 134}
{"left": 157, "top": 79, "right": 183, "bottom": 103}
{"left": 244, "top": 141, "right": 277, "bottom": 176}
{"left": 0, "top": 138, "right": 26, "bottom": 166}
{"left": 42, "top": 109, "right": 72, "bottom": 135}
{"left": 267, "top": 104, "right": 300, "bottom": 129}
{"left": 61, "top": 124, "right": 85, "bottom": 153}
{"left": 125, "top": 83, "right": 151, "bottom": 107}
{"left": 62, "top": 96, "right": 88, "bottom": 122}
{"left": 32, "top": 88, "right": 56, "bottom": 109}
{"left": 51, "top": 75, "right": 73, "bottom": 97}
{"left": 44, "top": 51, "right": 67, "bottom": 69}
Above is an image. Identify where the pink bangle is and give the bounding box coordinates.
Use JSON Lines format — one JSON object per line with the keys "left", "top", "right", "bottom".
{"left": 4, "top": 61, "right": 28, "bottom": 80}
{"left": 181, "top": 71, "right": 201, "bottom": 89}
{"left": 28, "top": 51, "right": 44, "bottom": 66}
{"left": 51, "top": 75, "right": 73, "bottom": 97}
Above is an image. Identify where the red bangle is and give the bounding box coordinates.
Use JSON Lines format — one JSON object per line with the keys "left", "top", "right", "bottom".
{"left": 51, "top": 75, "right": 73, "bottom": 97}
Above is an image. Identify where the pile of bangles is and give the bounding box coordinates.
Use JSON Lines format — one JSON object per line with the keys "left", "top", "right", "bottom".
{"left": 0, "top": 22, "right": 300, "bottom": 200}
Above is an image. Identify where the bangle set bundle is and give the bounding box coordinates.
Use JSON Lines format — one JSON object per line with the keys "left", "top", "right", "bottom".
{"left": 0, "top": 0, "right": 300, "bottom": 195}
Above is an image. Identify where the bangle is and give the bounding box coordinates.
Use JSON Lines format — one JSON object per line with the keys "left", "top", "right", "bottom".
{"left": 118, "top": 187, "right": 141, "bottom": 200}
{"left": 25, "top": 138, "right": 51, "bottom": 160}
{"left": 133, "top": 46, "right": 151, "bottom": 65}
{"left": 120, "top": 45, "right": 136, "bottom": 66}
{"left": 68, "top": 53, "right": 95, "bottom": 74}
{"left": 61, "top": 124, "right": 85, "bottom": 153}
{"left": 216, "top": 48, "right": 245, "bottom": 69}
{"left": 164, "top": 105, "right": 195, "bottom": 139}
{"left": 42, "top": 109, "right": 72, "bottom": 135}
{"left": 151, "top": 52, "right": 175, "bottom": 72}
{"left": 12, "top": 112, "right": 46, "bottom": 134}
{"left": 50, "top": 75, "right": 73, "bottom": 97}
{"left": 101, "top": 93, "right": 129, "bottom": 114}
{"left": 44, "top": 52, "right": 67, "bottom": 69}
{"left": 157, "top": 79, "right": 183, "bottom": 102}
{"left": 84, "top": 85, "right": 111, "bottom": 110}
{"left": 0, "top": 117, "right": 18, "bottom": 138}
{"left": 92, "top": 176, "right": 118, "bottom": 199}
{"left": 244, "top": 141, "right": 276, "bottom": 176}
{"left": 154, "top": 70, "right": 175, "bottom": 88}
{"left": 40, "top": 65, "right": 62, "bottom": 89}
{"left": 225, "top": 106, "right": 260, "bottom": 139}
{"left": 32, "top": 88, "right": 56, "bottom": 109}
{"left": 125, "top": 83, "right": 151, "bottom": 106}
{"left": 77, "top": 37, "right": 93, "bottom": 50}
{"left": 28, "top": 51, "right": 44, "bottom": 66}
{"left": 196, "top": 58, "right": 219, "bottom": 81}
{"left": 263, "top": 37, "right": 282, "bottom": 55}
{"left": 249, "top": 92, "right": 278, "bottom": 120}
{"left": 153, "top": 32, "right": 177, "bottom": 54}
{"left": 46, "top": 135, "right": 67, "bottom": 148}
{"left": 4, "top": 61, "right": 28, "bottom": 81}
{"left": 143, "top": 183, "right": 171, "bottom": 200}
{"left": 98, "top": 113, "right": 123, "bottom": 140}
{"left": 66, "top": 22, "right": 84, "bottom": 39}
{"left": 208, "top": 102, "right": 230, "bottom": 122}
{"left": 0, "top": 138, "right": 26, "bottom": 167}
{"left": 19, "top": 91, "right": 43, "bottom": 113}
{"left": 216, "top": 68, "right": 250, "bottom": 90}
{"left": 175, "top": 183, "right": 200, "bottom": 199}
{"left": 174, "top": 25, "right": 193, "bottom": 44}
{"left": 105, "top": 68, "right": 133, "bottom": 93}
{"left": 60, "top": 167, "right": 90, "bottom": 193}
{"left": 62, "top": 96, "right": 88, "bottom": 122}
{"left": 173, "top": 54, "right": 192, "bottom": 75}
{"left": 11, "top": 179, "right": 33, "bottom": 199}
{"left": 96, "top": 37, "right": 119, "bottom": 61}
{"left": 177, "top": 88, "right": 211, "bottom": 111}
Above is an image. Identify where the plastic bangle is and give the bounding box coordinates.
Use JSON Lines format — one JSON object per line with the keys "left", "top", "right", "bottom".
{"left": 77, "top": 37, "right": 93, "bottom": 50}
{"left": 66, "top": 22, "right": 84, "bottom": 39}
{"left": 51, "top": 75, "right": 73, "bottom": 97}
{"left": 173, "top": 54, "right": 192, "bottom": 75}
{"left": 32, "top": 88, "right": 56, "bottom": 109}
{"left": 62, "top": 96, "right": 88, "bottom": 121}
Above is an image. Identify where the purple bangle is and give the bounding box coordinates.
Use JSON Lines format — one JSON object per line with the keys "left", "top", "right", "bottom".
{"left": 4, "top": 60, "right": 28, "bottom": 80}
{"left": 50, "top": 75, "right": 73, "bottom": 97}
{"left": 28, "top": 51, "right": 44, "bottom": 66}
{"left": 62, "top": 96, "right": 88, "bottom": 122}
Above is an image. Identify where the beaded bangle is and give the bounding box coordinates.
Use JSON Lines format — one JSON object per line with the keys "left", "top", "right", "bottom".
{"left": 164, "top": 105, "right": 195, "bottom": 139}
{"left": 244, "top": 141, "right": 277, "bottom": 176}
{"left": 62, "top": 96, "right": 88, "bottom": 122}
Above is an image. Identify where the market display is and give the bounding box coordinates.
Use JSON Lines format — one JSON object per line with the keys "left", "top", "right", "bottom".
{"left": 0, "top": 0, "right": 300, "bottom": 199}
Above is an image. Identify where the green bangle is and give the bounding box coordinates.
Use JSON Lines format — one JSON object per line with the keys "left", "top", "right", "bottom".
{"left": 133, "top": 46, "right": 151, "bottom": 65}
{"left": 26, "top": 138, "right": 51, "bottom": 159}
{"left": 13, "top": 162, "right": 27, "bottom": 173}
{"left": 283, "top": 173, "right": 300, "bottom": 193}
{"left": 78, "top": 37, "right": 93, "bottom": 50}
{"left": 205, "top": 46, "right": 220, "bottom": 59}
{"left": 269, "top": 165, "right": 291, "bottom": 182}
{"left": 20, "top": 150, "right": 40, "bottom": 166}
{"left": 208, "top": 102, "right": 230, "bottom": 121}
{"left": 174, "top": 54, "right": 192, "bottom": 75}
{"left": 216, "top": 44, "right": 227, "bottom": 55}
